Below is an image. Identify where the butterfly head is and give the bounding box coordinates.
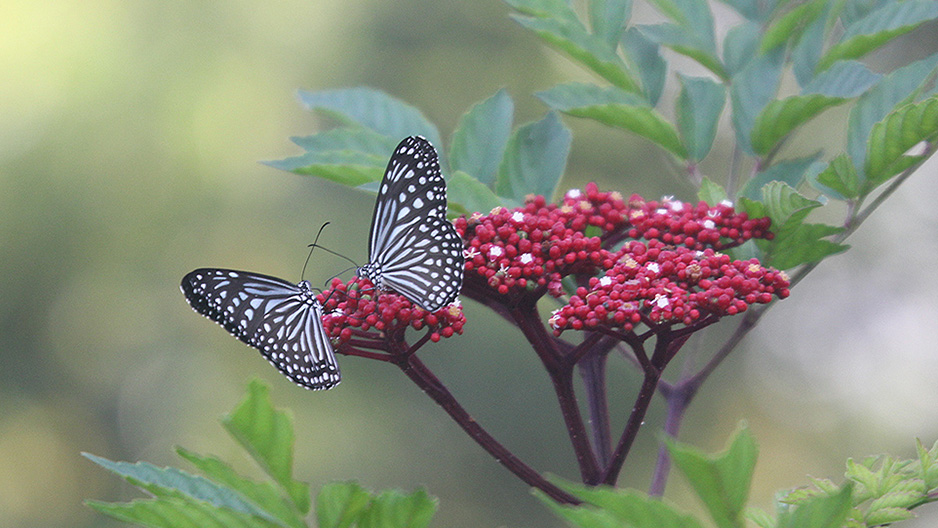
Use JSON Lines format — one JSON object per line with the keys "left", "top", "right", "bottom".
{"left": 357, "top": 262, "right": 382, "bottom": 289}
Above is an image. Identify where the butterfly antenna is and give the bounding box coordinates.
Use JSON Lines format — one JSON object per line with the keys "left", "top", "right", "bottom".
{"left": 301, "top": 222, "right": 332, "bottom": 282}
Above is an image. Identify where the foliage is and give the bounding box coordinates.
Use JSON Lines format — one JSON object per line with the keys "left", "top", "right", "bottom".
{"left": 85, "top": 379, "right": 437, "bottom": 528}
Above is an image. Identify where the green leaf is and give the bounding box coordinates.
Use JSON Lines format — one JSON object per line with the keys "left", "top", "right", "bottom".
{"left": 847, "top": 52, "right": 938, "bottom": 175}
{"left": 731, "top": 48, "right": 784, "bottom": 155}
{"left": 82, "top": 453, "right": 280, "bottom": 524}
{"left": 759, "top": 181, "right": 821, "bottom": 228}
{"left": 298, "top": 88, "right": 442, "bottom": 151}
{"left": 714, "top": 0, "right": 768, "bottom": 21}
{"left": 544, "top": 479, "right": 706, "bottom": 528}
{"left": 751, "top": 94, "right": 848, "bottom": 155}
{"left": 738, "top": 155, "right": 821, "bottom": 201}
{"left": 536, "top": 491, "right": 624, "bottom": 528}
{"left": 865, "top": 96, "right": 938, "bottom": 187}
{"left": 265, "top": 150, "right": 386, "bottom": 187}
{"left": 537, "top": 82, "right": 686, "bottom": 157}
{"left": 504, "top": 0, "right": 579, "bottom": 23}
{"left": 221, "top": 379, "right": 311, "bottom": 515}
{"left": 288, "top": 127, "right": 399, "bottom": 157}
{"left": 511, "top": 15, "right": 641, "bottom": 92}
{"left": 317, "top": 482, "right": 373, "bottom": 528}
{"left": 722, "top": 21, "right": 760, "bottom": 77}
{"left": 814, "top": 154, "right": 861, "bottom": 199}
{"left": 495, "top": 112, "right": 571, "bottom": 203}
{"left": 175, "top": 447, "right": 306, "bottom": 528}
{"left": 698, "top": 177, "right": 728, "bottom": 205}
{"left": 865, "top": 507, "right": 915, "bottom": 525}
{"left": 776, "top": 484, "right": 853, "bottom": 528}
{"left": 802, "top": 60, "right": 880, "bottom": 98}
{"left": 791, "top": 2, "right": 830, "bottom": 86}
{"left": 622, "top": 27, "right": 667, "bottom": 106}
{"left": 817, "top": 1, "right": 938, "bottom": 72}
{"left": 754, "top": 182, "right": 847, "bottom": 269}
{"left": 841, "top": 0, "right": 889, "bottom": 26}
{"left": 450, "top": 89, "right": 514, "bottom": 186}
{"left": 636, "top": 23, "right": 727, "bottom": 80}
{"left": 448, "top": 171, "right": 503, "bottom": 215}
{"left": 590, "top": 0, "right": 632, "bottom": 50}
{"left": 745, "top": 506, "right": 777, "bottom": 528}
{"left": 358, "top": 488, "right": 438, "bottom": 528}
{"left": 676, "top": 75, "right": 725, "bottom": 161}
{"left": 86, "top": 497, "right": 286, "bottom": 528}
{"left": 646, "top": 0, "right": 716, "bottom": 46}
{"left": 668, "top": 424, "right": 757, "bottom": 528}
{"left": 760, "top": 0, "right": 827, "bottom": 53}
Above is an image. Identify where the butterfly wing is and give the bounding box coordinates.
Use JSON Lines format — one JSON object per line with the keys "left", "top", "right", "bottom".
{"left": 368, "top": 136, "right": 448, "bottom": 261}
{"left": 181, "top": 268, "right": 340, "bottom": 390}
{"left": 375, "top": 216, "right": 464, "bottom": 312}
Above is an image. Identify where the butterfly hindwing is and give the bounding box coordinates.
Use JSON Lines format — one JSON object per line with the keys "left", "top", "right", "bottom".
{"left": 181, "top": 268, "right": 340, "bottom": 390}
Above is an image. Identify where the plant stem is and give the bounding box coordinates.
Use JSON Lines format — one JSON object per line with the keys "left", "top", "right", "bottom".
{"left": 579, "top": 350, "right": 612, "bottom": 468}
{"left": 601, "top": 366, "right": 661, "bottom": 485}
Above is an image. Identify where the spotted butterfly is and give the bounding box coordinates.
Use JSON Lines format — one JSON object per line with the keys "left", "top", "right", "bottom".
{"left": 180, "top": 269, "right": 340, "bottom": 390}
{"left": 357, "top": 136, "right": 464, "bottom": 312}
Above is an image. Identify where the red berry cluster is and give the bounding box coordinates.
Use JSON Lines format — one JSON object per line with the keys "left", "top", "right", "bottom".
{"left": 548, "top": 239, "right": 790, "bottom": 335}
{"left": 318, "top": 277, "right": 466, "bottom": 344}
{"left": 454, "top": 184, "right": 628, "bottom": 296}
{"left": 624, "top": 194, "right": 772, "bottom": 250}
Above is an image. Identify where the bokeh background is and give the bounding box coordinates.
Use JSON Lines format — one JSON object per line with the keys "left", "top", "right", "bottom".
{"left": 3, "top": 1, "right": 938, "bottom": 527}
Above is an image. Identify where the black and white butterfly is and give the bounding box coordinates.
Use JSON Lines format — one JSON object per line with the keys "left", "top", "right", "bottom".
{"left": 357, "top": 136, "right": 464, "bottom": 312}
{"left": 181, "top": 269, "right": 340, "bottom": 391}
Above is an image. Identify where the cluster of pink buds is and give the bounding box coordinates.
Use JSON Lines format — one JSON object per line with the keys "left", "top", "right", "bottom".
{"left": 548, "top": 239, "right": 790, "bottom": 334}
{"left": 319, "top": 277, "right": 466, "bottom": 344}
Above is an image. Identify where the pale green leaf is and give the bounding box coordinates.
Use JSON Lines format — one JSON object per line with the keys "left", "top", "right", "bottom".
{"left": 738, "top": 155, "right": 820, "bottom": 201}
{"left": 814, "top": 154, "right": 860, "bottom": 199}
{"left": 495, "top": 112, "right": 571, "bottom": 203}
{"left": 760, "top": 0, "right": 827, "bottom": 53}
{"left": 317, "top": 482, "right": 372, "bottom": 528}
{"left": 676, "top": 75, "right": 725, "bottom": 161}
{"left": 450, "top": 89, "right": 514, "bottom": 186}
{"left": 590, "top": 0, "right": 632, "bottom": 50}
{"left": 357, "top": 488, "right": 438, "bottom": 528}
{"left": 637, "top": 23, "right": 727, "bottom": 80}
{"left": 448, "top": 171, "right": 503, "bottom": 215}
{"left": 751, "top": 95, "right": 847, "bottom": 156}
{"left": 731, "top": 49, "right": 784, "bottom": 155}
{"left": 865, "top": 96, "right": 938, "bottom": 186}
{"left": 622, "top": 27, "right": 667, "bottom": 105}
{"left": 802, "top": 60, "right": 880, "bottom": 97}
{"left": 722, "top": 21, "right": 760, "bottom": 77}
{"left": 776, "top": 485, "right": 853, "bottom": 528}
{"left": 87, "top": 497, "right": 285, "bottom": 528}
{"left": 698, "top": 177, "right": 728, "bottom": 205}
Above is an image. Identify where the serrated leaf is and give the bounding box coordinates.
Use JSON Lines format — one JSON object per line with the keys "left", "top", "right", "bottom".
{"left": 802, "top": 61, "right": 881, "bottom": 98}
{"left": 745, "top": 506, "right": 776, "bottom": 528}
{"left": 815, "top": 154, "right": 860, "bottom": 199}
{"left": 317, "top": 482, "right": 373, "bottom": 528}
{"left": 87, "top": 497, "right": 285, "bottom": 528}
{"left": 546, "top": 479, "right": 706, "bottom": 528}
{"left": 221, "top": 379, "right": 311, "bottom": 514}
{"left": 535, "top": 490, "right": 624, "bottom": 528}
{"left": 82, "top": 454, "right": 280, "bottom": 524}
{"left": 760, "top": 181, "right": 821, "bottom": 228}
{"left": 792, "top": 3, "right": 830, "bottom": 86}
{"left": 288, "top": 127, "right": 399, "bottom": 157}
{"left": 175, "top": 448, "right": 305, "bottom": 528}
{"left": 448, "top": 171, "right": 503, "bottom": 215}
{"left": 677, "top": 75, "right": 726, "bottom": 161}
{"left": 846, "top": 458, "right": 880, "bottom": 491}
{"left": 776, "top": 484, "right": 853, "bottom": 528}
{"left": 537, "top": 82, "right": 686, "bottom": 157}
{"left": 450, "top": 89, "right": 514, "bottom": 186}
{"left": 722, "top": 21, "right": 760, "bottom": 77}
{"left": 817, "top": 1, "right": 938, "bottom": 72}
{"left": 699, "top": 177, "right": 729, "bottom": 205}
{"left": 512, "top": 15, "right": 641, "bottom": 92}
{"left": 357, "top": 488, "right": 438, "bottom": 528}
{"left": 667, "top": 424, "right": 757, "bottom": 528}
{"left": 738, "top": 155, "right": 821, "bottom": 201}
{"left": 731, "top": 48, "right": 784, "bottom": 155}
{"left": 636, "top": 23, "right": 727, "bottom": 80}
{"left": 865, "top": 96, "right": 938, "bottom": 186}
{"left": 760, "top": 0, "right": 827, "bottom": 53}
{"left": 848, "top": 52, "right": 938, "bottom": 175}
{"left": 622, "top": 27, "right": 667, "bottom": 106}
{"left": 495, "top": 112, "right": 571, "bottom": 203}
{"left": 865, "top": 506, "right": 915, "bottom": 525}
{"left": 751, "top": 94, "right": 847, "bottom": 155}
{"left": 869, "top": 490, "right": 920, "bottom": 510}
{"left": 298, "top": 88, "right": 441, "bottom": 150}
{"left": 764, "top": 219, "right": 847, "bottom": 270}
{"left": 590, "top": 0, "right": 632, "bottom": 50}
{"left": 265, "top": 151, "right": 386, "bottom": 187}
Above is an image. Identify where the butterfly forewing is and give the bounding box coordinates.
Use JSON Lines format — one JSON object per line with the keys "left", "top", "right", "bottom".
{"left": 181, "top": 269, "right": 340, "bottom": 390}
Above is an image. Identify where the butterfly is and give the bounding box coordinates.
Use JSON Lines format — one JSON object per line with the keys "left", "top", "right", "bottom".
{"left": 357, "top": 136, "right": 464, "bottom": 312}
{"left": 180, "top": 269, "right": 340, "bottom": 390}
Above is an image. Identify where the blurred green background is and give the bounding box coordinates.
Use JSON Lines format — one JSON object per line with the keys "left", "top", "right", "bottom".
{"left": 3, "top": 1, "right": 938, "bottom": 527}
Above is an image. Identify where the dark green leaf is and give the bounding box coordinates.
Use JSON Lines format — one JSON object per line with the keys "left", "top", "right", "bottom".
{"left": 637, "top": 23, "right": 727, "bottom": 80}
{"left": 865, "top": 96, "right": 938, "bottom": 186}
{"left": 221, "top": 379, "right": 311, "bottom": 514}
{"left": 847, "top": 52, "right": 938, "bottom": 174}
{"left": 448, "top": 171, "right": 503, "bottom": 215}
{"left": 722, "top": 21, "right": 760, "bottom": 77}
{"left": 776, "top": 484, "right": 853, "bottom": 528}
{"left": 792, "top": 3, "right": 830, "bottom": 86}
{"left": 288, "top": 127, "right": 398, "bottom": 157}
{"left": 298, "top": 88, "right": 441, "bottom": 150}
{"left": 814, "top": 154, "right": 860, "bottom": 199}
{"left": 590, "top": 0, "right": 632, "bottom": 50}
{"left": 760, "top": 0, "right": 827, "bottom": 53}
{"left": 358, "top": 488, "right": 438, "bottom": 528}
{"left": 263, "top": 151, "right": 385, "bottom": 187}
{"left": 512, "top": 15, "right": 641, "bottom": 92}
{"left": 175, "top": 448, "right": 306, "bottom": 528}
{"left": 676, "top": 75, "right": 725, "bottom": 161}
{"left": 667, "top": 424, "right": 757, "bottom": 528}
{"left": 82, "top": 454, "right": 279, "bottom": 524}
{"left": 802, "top": 60, "right": 880, "bottom": 97}
{"left": 698, "top": 177, "right": 728, "bottom": 205}
{"left": 317, "top": 482, "right": 373, "bottom": 528}
{"left": 495, "top": 112, "right": 572, "bottom": 203}
{"left": 538, "top": 83, "right": 686, "bottom": 157}
{"left": 86, "top": 497, "right": 285, "bottom": 528}
{"left": 738, "top": 155, "right": 821, "bottom": 201}
{"left": 622, "top": 28, "right": 667, "bottom": 106}
{"left": 751, "top": 94, "right": 848, "bottom": 156}
{"left": 450, "top": 89, "right": 514, "bottom": 186}
{"left": 817, "top": 1, "right": 938, "bottom": 72}
{"left": 731, "top": 48, "right": 784, "bottom": 155}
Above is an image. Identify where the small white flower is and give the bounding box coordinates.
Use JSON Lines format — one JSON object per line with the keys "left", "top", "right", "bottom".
{"left": 488, "top": 246, "right": 504, "bottom": 259}
{"left": 599, "top": 276, "right": 612, "bottom": 287}
{"left": 720, "top": 199, "right": 734, "bottom": 208}
{"left": 662, "top": 195, "right": 675, "bottom": 202}
{"left": 464, "top": 247, "right": 480, "bottom": 259}
{"left": 519, "top": 253, "right": 534, "bottom": 265}
{"left": 654, "top": 294, "right": 669, "bottom": 308}
{"left": 647, "top": 263, "right": 660, "bottom": 274}
{"left": 702, "top": 219, "right": 716, "bottom": 229}
{"left": 669, "top": 201, "right": 684, "bottom": 212}
{"left": 656, "top": 208, "right": 669, "bottom": 215}
{"left": 511, "top": 211, "right": 525, "bottom": 223}
{"left": 566, "top": 189, "right": 583, "bottom": 199}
